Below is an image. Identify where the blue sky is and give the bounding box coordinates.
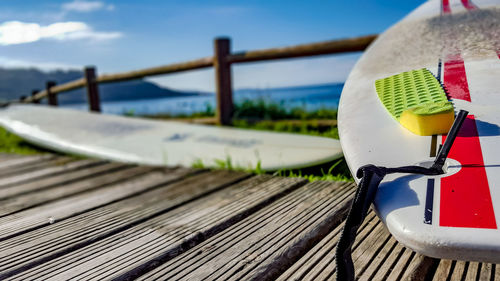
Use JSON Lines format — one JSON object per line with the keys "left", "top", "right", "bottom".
{"left": 0, "top": 0, "right": 423, "bottom": 91}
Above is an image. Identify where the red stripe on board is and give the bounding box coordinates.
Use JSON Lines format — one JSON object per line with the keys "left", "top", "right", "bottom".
{"left": 442, "top": 0, "right": 451, "bottom": 14}
{"left": 444, "top": 55, "right": 472, "bottom": 100}
{"left": 461, "top": 0, "right": 477, "bottom": 10}
{"left": 440, "top": 55, "right": 496, "bottom": 229}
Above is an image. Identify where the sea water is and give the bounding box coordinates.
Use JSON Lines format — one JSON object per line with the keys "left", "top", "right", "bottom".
{"left": 62, "top": 83, "right": 343, "bottom": 116}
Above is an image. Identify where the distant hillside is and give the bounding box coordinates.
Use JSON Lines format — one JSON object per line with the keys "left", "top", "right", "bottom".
{"left": 0, "top": 68, "right": 207, "bottom": 104}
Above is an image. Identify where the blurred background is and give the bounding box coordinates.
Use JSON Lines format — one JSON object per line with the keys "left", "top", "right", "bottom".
{"left": 0, "top": 0, "right": 421, "bottom": 117}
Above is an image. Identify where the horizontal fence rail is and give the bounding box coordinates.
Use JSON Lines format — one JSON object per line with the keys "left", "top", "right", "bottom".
{"left": 227, "top": 34, "right": 376, "bottom": 64}
{"left": 97, "top": 57, "right": 214, "bottom": 84}
{"left": 19, "top": 34, "right": 378, "bottom": 124}
{"left": 29, "top": 79, "right": 86, "bottom": 102}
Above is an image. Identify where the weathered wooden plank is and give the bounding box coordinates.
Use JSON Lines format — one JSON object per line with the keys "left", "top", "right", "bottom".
{"left": 276, "top": 209, "right": 432, "bottom": 281}
{"left": 432, "top": 260, "right": 454, "bottom": 281}
{"left": 0, "top": 156, "right": 76, "bottom": 179}
{"left": 479, "top": 263, "right": 493, "bottom": 281}
{"left": 354, "top": 229, "right": 394, "bottom": 278}
{"left": 4, "top": 174, "right": 304, "bottom": 280}
{"left": 0, "top": 164, "right": 152, "bottom": 216}
{"left": 450, "top": 261, "right": 468, "bottom": 280}
{"left": 238, "top": 183, "right": 354, "bottom": 281}
{"left": 137, "top": 180, "right": 354, "bottom": 281}
{"left": 329, "top": 221, "right": 395, "bottom": 280}
{"left": 0, "top": 153, "right": 25, "bottom": 162}
{"left": 5, "top": 177, "right": 301, "bottom": 280}
{"left": 385, "top": 247, "right": 416, "bottom": 281}
{"left": 358, "top": 236, "right": 399, "bottom": 281}
{"left": 352, "top": 224, "right": 391, "bottom": 273}
{"left": 0, "top": 158, "right": 103, "bottom": 191}
{"left": 0, "top": 154, "right": 55, "bottom": 172}
{"left": 465, "top": 262, "right": 479, "bottom": 281}
{"left": 0, "top": 167, "right": 195, "bottom": 241}
{"left": 0, "top": 161, "right": 126, "bottom": 199}
{"left": 431, "top": 260, "right": 500, "bottom": 281}
{"left": 0, "top": 170, "right": 250, "bottom": 279}
{"left": 369, "top": 241, "right": 408, "bottom": 280}
{"left": 401, "top": 254, "right": 439, "bottom": 281}
{"left": 279, "top": 211, "right": 380, "bottom": 281}
{"left": 322, "top": 214, "right": 383, "bottom": 280}
{"left": 0, "top": 156, "right": 17, "bottom": 165}
{"left": 276, "top": 211, "right": 377, "bottom": 281}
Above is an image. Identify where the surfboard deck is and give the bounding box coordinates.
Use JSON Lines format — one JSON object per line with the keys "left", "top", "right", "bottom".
{"left": 338, "top": 0, "right": 500, "bottom": 262}
{"left": 0, "top": 104, "right": 342, "bottom": 171}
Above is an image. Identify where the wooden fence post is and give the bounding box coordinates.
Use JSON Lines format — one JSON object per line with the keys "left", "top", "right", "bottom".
{"left": 31, "top": 90, "right": 40, "bottom": 104}
{"left": 213, "top": 37, "right": 233, "bottom": 126}
{"left": 46, "top": 81, "right": 58, "bottom": 106}
{"left": 84, "top": 66, "right": 101, "bottom": 112}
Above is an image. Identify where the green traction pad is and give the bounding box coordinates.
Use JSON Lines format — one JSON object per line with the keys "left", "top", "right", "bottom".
{"left": 375, "top": 68, "right": 450, "bottom": 120}
{"left": 406, "top": 100, "right": 454, "bottom": 115}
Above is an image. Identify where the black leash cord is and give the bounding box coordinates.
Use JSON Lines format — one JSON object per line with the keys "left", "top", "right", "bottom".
{"left": 335, "top": 110, "right": 468, "bottom": 281}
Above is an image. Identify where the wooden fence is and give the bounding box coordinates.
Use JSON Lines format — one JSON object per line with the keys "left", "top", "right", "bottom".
{"left": 20, "top": 34, "right": 377, "bottom": 125}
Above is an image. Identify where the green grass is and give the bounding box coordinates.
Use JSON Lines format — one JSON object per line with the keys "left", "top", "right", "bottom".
{"left": 232, "top": 119, "right": 339, "bottom": 139}
{"left": 138, "top": 98, "right": 338, "bottom": 121}
{"left": 191, "top": 157, "right": 265, "bottom": 175}
{"left": 191, "top": 156, "right": 353, "bottom": 182}
{"left": 233, "top": 99, "right": 337, "bottom": 120}
{"left": 274, "top": 158, "right": 353, "bottom": 182}
{"left": 0, "top": 127, "right": 47, "bottom": 154}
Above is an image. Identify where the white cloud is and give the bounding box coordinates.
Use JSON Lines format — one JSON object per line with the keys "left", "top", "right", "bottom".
{"left": 0, "top": 21, "right": 122, "bottom": 45}
{"left": 0, "top": 56, "right": 78, "bottom": 70}
{"left": 62, "top": 0, "right": 114, "bottom": 13}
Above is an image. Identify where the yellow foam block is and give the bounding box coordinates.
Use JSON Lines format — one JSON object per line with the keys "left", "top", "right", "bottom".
{"left": 399, "top": 101, "right": 455, "bottom": 136}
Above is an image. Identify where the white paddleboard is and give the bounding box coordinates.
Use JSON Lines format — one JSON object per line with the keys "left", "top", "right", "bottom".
{"left": 339, "top": 0, "right": 500, "bottom": 262}
{"left": 0, "top": 104, "right": 342, "bottom": 171}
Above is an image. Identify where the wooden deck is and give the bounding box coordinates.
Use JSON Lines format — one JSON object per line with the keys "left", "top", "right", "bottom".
{"left": 0, "top": 153, "right": 498, "bottom": 280}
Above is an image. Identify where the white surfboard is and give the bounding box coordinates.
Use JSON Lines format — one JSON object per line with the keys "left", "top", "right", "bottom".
{"left": 0, "top": 104, "right": 342, "bottom": 171}
{"left": 339, "top": 0, "right": 500, "bottom": 262}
